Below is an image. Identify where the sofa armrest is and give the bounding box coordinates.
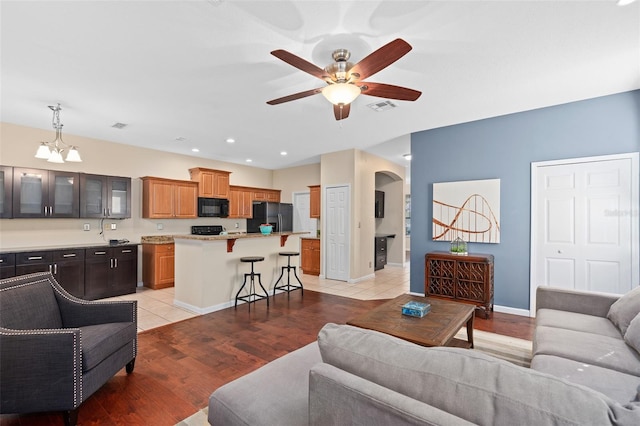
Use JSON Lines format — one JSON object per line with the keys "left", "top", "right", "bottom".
{"left": 536, "top": 286, "right": 619, "bottom": 317}
{"left": 54, "top": 285, "right": 137, "bottom": 328}
{"left": 309, "top": 363, "right": 475, "bottom": 426}
{"left": 0, "top": 327, "right": 82, "bottom": 414}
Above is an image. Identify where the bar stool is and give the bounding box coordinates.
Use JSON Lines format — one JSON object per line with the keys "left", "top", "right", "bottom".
{"left": 235, "top": 256, "right": 269, "bottom": 310}
{"left": 272, "top": 251, "right": 304, "bottom": 300}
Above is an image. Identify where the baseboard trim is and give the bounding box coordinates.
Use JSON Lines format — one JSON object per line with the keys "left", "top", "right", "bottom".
{"left": 173, "top": 299, "right": 234, "bottom": 315}
{"left": 348, "top": 273, "right": 375, "bottom": 283}
{"left": 494, "top": 305, "right": 530, "bottom": 317}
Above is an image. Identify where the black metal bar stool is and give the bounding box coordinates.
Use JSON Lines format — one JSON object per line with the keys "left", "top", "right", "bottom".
{"left": 235, "top": 256, "right": 269, "bottom": 310}
{"left": 272, "top": 251, "right": 303, "bottom": 300}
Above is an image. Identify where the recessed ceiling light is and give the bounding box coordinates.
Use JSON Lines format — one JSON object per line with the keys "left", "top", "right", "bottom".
{"left": 192, "top": 148, "right": 200, "bottom": 153}
{"left": 280, "top": 151, "right": 287, "bottom": 156}
{"left": 403, "top": 154, "right": 412, "bottom": 160}
{"left": 246, "top": 159, "right": 252, "bottom": 163}
{"left": 226, "top": 138, "right": 235, "bottom": 143}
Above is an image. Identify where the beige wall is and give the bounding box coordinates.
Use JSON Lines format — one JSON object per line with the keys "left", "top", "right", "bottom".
{"left": 272, "top": 163, "right": 321, "bottom": 203}
{"left": 319, "top": 148, "right": 405, "bottom": 281}
{"left": 0, "top": 122, "right": 277, "bottom": 256}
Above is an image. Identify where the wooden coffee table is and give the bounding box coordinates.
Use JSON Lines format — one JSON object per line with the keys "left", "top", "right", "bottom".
{"left": 347, "top": 294, "right": 475, "bottom": 348}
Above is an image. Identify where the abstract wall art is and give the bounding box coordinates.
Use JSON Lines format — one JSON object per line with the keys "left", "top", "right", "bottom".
{"left": 432, "top": 178, "right": 501, "bottom": 243}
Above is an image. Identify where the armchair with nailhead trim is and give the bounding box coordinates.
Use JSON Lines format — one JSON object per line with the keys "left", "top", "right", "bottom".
{"left": 0, "top": 272, "right": 137, "bottom": 426}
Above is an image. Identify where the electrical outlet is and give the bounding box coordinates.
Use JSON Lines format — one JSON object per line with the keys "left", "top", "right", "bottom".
{"left": 110, "top": 223, "right": 117, "bottom": 230}
{"left": 157, "top": 223, "right": 164, "bottom": 230}
{"left": 235, "top": 222, "right": 239, "bottom": 229}
{"left": 83, "top": 223, "right": 90, "bottom": 231}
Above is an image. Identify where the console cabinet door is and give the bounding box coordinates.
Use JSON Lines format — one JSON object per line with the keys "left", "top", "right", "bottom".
{"left": 15, "top": 251, "right": 54, "bottom": 275}
{"left": 84, "top": 246, "right": 137, "bottom": 300}
{"left": 84, "top": 248, "right": 112, "bottom": 299}
{"left": 0, "top": 253, "right": 16, "bottom": 279}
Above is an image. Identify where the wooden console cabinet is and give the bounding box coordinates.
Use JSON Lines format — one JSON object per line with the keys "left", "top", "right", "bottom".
{"left": 424, "top": 251, "right": 494, "bottom": 318}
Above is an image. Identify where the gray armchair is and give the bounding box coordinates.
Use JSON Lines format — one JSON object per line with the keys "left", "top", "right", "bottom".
{"left": 0, "top": 272, "right": 137, "bottom": 426}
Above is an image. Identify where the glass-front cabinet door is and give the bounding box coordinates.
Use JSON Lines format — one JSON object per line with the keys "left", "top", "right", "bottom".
{"left": 0, "top": 166, "right": 13, "bottom": 218}
{"left": 80, "top": 174, "right": 131, "bottom": 218}
{"left": 13, "top": 168, "right": 79, "bottom": 218}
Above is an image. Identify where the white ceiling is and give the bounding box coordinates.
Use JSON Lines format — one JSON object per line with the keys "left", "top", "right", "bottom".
{"left": 1, "top": 1, "right": 638, "bottom": 171}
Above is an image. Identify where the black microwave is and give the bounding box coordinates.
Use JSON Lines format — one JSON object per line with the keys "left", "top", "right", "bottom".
{"left": 197, "top": 197, "right": 229, "bottom": 217}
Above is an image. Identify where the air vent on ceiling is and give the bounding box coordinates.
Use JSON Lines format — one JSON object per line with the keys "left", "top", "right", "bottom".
{"left": 367, "top": 100, "right": 398, "bottom": 112}
{"left": 111, "top": 122, "right": 128, "bottom": 129}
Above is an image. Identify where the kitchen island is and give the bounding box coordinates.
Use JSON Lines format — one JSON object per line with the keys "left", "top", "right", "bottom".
{"left": 172, "top": 231, "right": 309, "bottom": 313}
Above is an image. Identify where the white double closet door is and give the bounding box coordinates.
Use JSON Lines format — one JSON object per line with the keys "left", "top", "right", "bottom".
{"left": 530, "top": 153, "right": 639, "bottom": 314}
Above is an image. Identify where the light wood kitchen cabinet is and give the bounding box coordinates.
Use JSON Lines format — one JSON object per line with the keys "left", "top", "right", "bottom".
{"left": 141, "top": 176, "right": 198, "bottom": 219}
{"left": 252, "top": 188, "right": 281, "bottom": 202}
{"left": 189, "top": 167, "right": 230, "bottom": 199}
{"left": 142, "top": 243, "right": 175, "bottom": 289}
{"left": 229, "top": 186, "right": 253, "bottom": 218}
{"left": 301, "top": 238, "right": 320, "bottom": 276}
{"left": 309, "top": 185, "right": 320, "bottom": 218}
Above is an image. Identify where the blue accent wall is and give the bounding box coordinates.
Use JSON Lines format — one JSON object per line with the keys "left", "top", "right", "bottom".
{"left": 410, "top": 90, "right": 640, "bottom": 311}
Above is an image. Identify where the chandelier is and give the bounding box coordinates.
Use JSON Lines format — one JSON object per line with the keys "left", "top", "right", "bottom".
{"left": 34, "top": 103, "right": 82, "bottom": 163}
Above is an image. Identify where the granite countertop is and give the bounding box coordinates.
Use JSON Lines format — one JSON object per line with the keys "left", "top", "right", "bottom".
{"left": 141, "top": 235, "right": 175, "bottom": 244}
{"left": 173, "top": 231, "right": 310, "bottom": 241}
{"left": 1, "top": 241, "right": 139, "bottom": 254}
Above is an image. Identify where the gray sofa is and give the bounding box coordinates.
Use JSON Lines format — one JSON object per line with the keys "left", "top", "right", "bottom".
{"left": 209, "top": 322, "right": 640, "bottom": 425}
{"left": 532, "top": 286, "right": 640, "bottom": 404}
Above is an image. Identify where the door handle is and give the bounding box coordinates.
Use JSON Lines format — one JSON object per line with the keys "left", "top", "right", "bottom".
{"left": 62, "top": 253, "right": 77, "bottom": 258}
{"left": 94, "top": 251, "right": 107, "bottom": 255}
{"left": 28, "top": 256, "right": 43, "bottom": 260}
{"left": 114, "top": 258, "right": 118, "bottom": 268}
{"left": 53, "top": 264, "right": 57, "bottom": 274}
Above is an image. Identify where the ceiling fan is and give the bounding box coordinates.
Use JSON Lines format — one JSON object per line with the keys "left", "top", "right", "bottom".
{"left": 266, "top": 38, "right": 422, "bottom": 121}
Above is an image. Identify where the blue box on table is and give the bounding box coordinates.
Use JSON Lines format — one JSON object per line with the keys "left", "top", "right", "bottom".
{"left": 402, "top": 301, "right": 431, "bottom": 318}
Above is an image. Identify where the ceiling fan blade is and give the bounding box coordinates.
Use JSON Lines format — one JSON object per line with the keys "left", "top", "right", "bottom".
{"left": 349, "top": 38, "right": 412, "bottom": 81}
{"left": 359, "top": 82, "right": 421, "bottom": 101}
{"left": 267, "top": 88, "right": 323, "bottom": 105}
{"left": 271, "top": 49, "right": 330, "bottom": 81}
{"left": 333, "top": 103, "right": 351, "bottom": 121}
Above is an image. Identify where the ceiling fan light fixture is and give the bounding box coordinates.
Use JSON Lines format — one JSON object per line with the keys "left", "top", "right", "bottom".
{"left": 321, "top": 83, "right": 360, "bottom": 106}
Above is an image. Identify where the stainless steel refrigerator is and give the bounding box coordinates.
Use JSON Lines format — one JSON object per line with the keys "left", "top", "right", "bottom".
{"left": 247, "top": 202, "right": 293, "bottom": 233}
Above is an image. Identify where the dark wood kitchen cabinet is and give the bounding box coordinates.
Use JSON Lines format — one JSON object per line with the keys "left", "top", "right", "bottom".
{"left": 374, "top": 236, "right": 387, "bottom": 271}
{"left": 84, "top": 245, "right": 137, "bottom": 300}
{"left": 14, "top": 249, "right": 85, "bottom": 297}
{"left": 0, "top": 253, "right": 15, "bottom": 278}
{"left": 374, "top": 190, "right": 385, "bottom": 218}
{"left": 80, "top": 174, "right": 131, "bottom": 218}
{"left": 425, "top": 251, "right": 494, "bottom": 318}
{"left": 12, "top": 167, "right": 80, "bottom": 218}
{"left": 0, "top": 166, "right": 13, "bottom": 218}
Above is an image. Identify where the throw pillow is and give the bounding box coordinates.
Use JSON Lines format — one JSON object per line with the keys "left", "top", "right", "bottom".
{"left": 608, "top": 286, "right": 640, "bottom": 335}
{"left": 625, "top": 313, "right": 640, "bottom": 355}
{"left": 318, "top": 323, "right": 640, "bottom": 426}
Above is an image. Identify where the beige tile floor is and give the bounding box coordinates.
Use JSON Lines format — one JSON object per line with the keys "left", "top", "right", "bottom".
{"left": 107, "top": 261, "right": 410, "bottom": 332}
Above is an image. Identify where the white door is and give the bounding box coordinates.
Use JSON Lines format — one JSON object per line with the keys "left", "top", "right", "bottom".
{"left": 531, "top": 153, "right": 639, "bottom": 314}
{"left": 292, "top": 192, "right": 315, "bottom": 235}
{"left": 326, "top": 185, "right": 350, "bottom": 281}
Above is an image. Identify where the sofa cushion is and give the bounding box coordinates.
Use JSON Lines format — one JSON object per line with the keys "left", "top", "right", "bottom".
{"left": 625, "top": 313, "right": 640, "bottom": 355}
{"left": 0, "top": 274, "right": 63, "bottom": 330}
{"left": 608, "top": 286, "right": 640, "bottom": 335}
{"left": 318, "top": 323, "right": 640, "bottom": 426}
{"left": 536, "top": 308, "right": 622, "bottom": 339}
{"left": 80, "top": 322, "right": 137, "bottom": 371}
{"left": 534, "top": 325, "right": 640, "bottom": 376}
{"left": 208, "top": 341, "right": 321, "bottom": 426}
{"left": 531, "top": 354, "right": 640, "bottom": 404}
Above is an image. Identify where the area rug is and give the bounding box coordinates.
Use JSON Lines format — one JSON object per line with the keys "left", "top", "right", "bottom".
{"left": 175, "top": 330, "right": 532, "bottom": 425}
